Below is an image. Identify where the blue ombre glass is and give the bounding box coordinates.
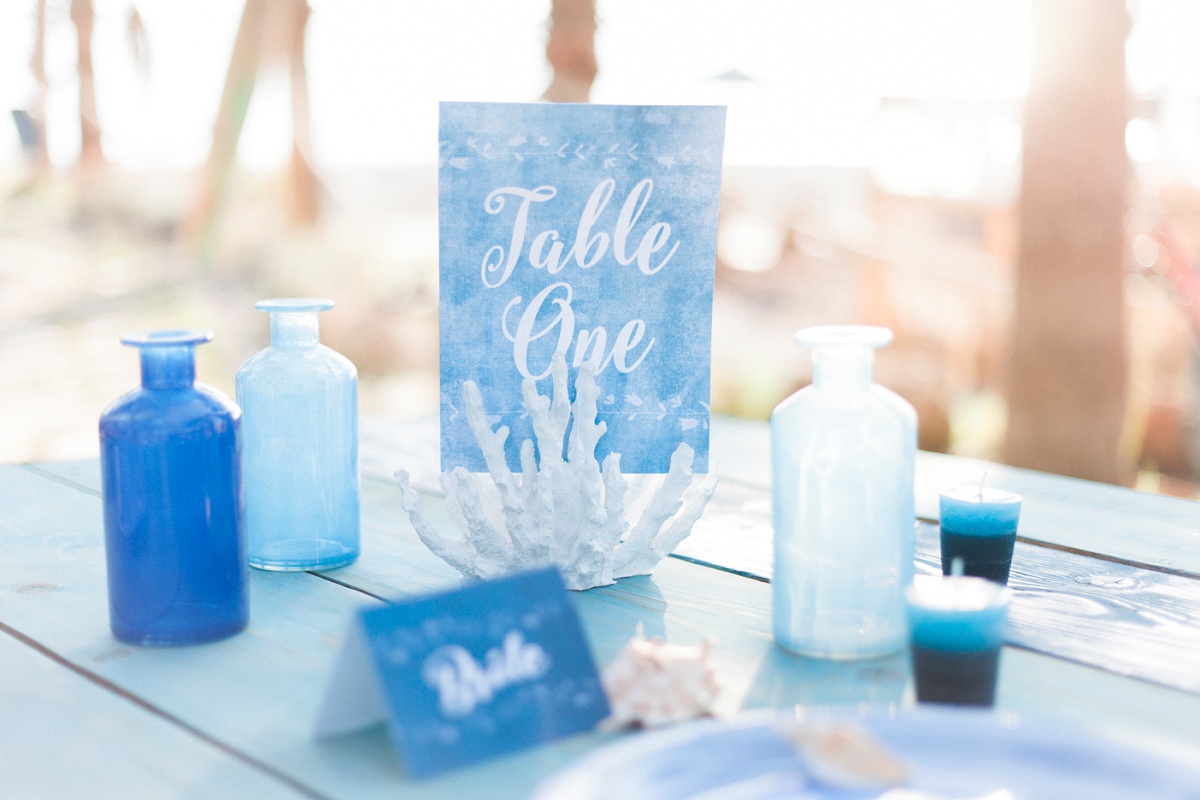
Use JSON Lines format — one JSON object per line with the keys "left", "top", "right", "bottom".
{"left": 99, "top": 330, "right": 248, "bottom": 646}
{"left": 237, "top": 299, "right": 360, "bottom": 571}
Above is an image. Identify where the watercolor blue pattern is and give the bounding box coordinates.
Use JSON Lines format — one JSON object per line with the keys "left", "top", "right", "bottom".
{"left": 439, "top": 102, "right": 726, "bottom": 473}
{"left": 359, "top": 568, "right": 608, "bottom": 778}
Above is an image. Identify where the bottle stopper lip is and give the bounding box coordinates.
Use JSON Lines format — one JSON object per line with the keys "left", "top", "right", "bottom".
{"left": 255, "top": 298, "right": 334, "bottom": 313}
{"left": 120, "top": 329, "right": 213, "bottom": 348}
{"left": 794, "top": 325, "right": 893, "bottom": 349}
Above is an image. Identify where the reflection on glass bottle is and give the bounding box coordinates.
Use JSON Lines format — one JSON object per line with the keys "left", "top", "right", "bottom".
{"left": 237, "top": 299, "right": 360, "bottom": 571}
{"left": 99, "top": 330, "right": 248, "bottom": 646}
{"left": 770, "top": 325, "right": 917, "bottom": 659}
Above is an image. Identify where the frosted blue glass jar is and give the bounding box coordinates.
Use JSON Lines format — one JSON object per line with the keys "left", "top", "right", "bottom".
{"left": 770, "top": 325, "right": 917, "bottom": 659}
{"left": 99, "top": 330, "right": 248, "bottom": 646}
{"left": 237, "top": 299, "right": 360, "bottom": 571}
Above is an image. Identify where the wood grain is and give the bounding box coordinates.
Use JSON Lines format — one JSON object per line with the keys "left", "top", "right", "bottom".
{"left": 675, "top": 472, "right": 1200, "bottom": 695}
{"left": 359, "top": 415, "right": 1200, "bottom": 694}
{"left": 9, "top": 433, "right": 1200, "bottom": 798}
{"left": 361, "top": 414, "right": 1200, "bottom": 575}
{"left": 917, "top": 522, "right": 1200, "bottom": 695}
{"left": 0, "top": 626, "right": 307, "bottom": 800}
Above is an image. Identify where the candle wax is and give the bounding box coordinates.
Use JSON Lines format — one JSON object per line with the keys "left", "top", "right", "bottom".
{"left": 905, "top": 576, "right": 1010, "bottom": 652}
{"left": 939, "top": 486, "right": 1022, "bottom": 537}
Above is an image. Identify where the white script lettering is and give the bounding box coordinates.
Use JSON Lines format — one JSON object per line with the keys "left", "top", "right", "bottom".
{"left": 480, "top": 179, "right": 678, "bottom": 286}
{"left": 613, "top": 178, "right": 679, "bottom": 275}
{"left": 502, "top": 282, "right": 656, "bottom": 379}
{"left": 420, "top": 631, "right": 551, "bottom": 718}
{"left": 481, "top": 186, "right": 557, "bottom": 289}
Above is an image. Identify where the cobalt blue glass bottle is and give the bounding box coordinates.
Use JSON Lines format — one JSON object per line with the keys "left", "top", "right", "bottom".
{"left": 99, "top": 330, "right": 248, "bottom": 646}
{"left": 236, "top": 299, "right": 359, "bottom": 571}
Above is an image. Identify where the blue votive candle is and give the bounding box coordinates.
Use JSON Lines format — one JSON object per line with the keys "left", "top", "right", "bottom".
{"left": 906, "top": 575, "right": 1010, "bottom": 706}
{"left": 939, "top": 486, "right": 1022, "bottom": 584}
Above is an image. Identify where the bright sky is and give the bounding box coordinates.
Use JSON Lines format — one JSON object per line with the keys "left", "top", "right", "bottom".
{"left": 0, "top": 0, "right": 1194, "bottom": 170}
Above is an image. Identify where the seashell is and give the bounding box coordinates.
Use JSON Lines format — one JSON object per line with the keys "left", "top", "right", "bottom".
{"left": 396, "top": 353, "right": 717, "bottom": 590}
{"left": 601, "top": 635, "right": 720, "bottom": 729}
{"left": 780, "top": 718, "right": 909, "bottom": 790}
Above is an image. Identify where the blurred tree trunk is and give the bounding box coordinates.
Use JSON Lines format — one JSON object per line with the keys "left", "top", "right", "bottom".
{"left": 287, "top": 0, "right": 319, "bottom": 225}
{"left": 27, "top": 0, "right": 51, "bottom": 174}
{"left": 1004, "top": 0, "right": 1132, "bottom": 484}
{"left": 183, "top": 0, "right": 316, "bottom": 261}
{"left": 182, "top": 0, "right": 267, "bottom": 260}
{"left": 71, "top": 0, "right": 104, "bottom": 173}
{"left": 542, "top": 0, "right": 597, "bottom": 102}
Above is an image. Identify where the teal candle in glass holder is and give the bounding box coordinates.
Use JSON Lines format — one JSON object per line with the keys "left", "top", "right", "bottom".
{"left": 906, "top": 574, "right": 1010, "bottom": 706}
{"left": 939, "top": 487, "right": 1022, "bottom": 584}
{"left": 237, "top": 299, "right": 360, "bottom": 571}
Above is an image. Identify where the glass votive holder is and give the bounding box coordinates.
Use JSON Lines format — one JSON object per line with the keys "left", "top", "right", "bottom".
{"left": 906, "top": 575, "right": 1011, "bottom": 707}
{"left": 939, "top": 486, "right": 1022, "bottom": 584}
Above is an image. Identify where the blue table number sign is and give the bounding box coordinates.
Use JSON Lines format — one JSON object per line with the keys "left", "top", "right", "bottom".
{"left": 313, "top": 568, "right": 609, "bottom": 778}
{"left": 440, "top": 102, "right": 726, "bottom": 474}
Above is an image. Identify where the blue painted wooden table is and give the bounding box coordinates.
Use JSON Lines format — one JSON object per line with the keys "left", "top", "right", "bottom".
{"left": 2, "top": 415, "right": 1199, "bottom": 798}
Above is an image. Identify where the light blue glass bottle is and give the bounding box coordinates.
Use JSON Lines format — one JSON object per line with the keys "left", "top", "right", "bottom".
{"left": 237, "top": 299, "right": 360, "bottom": 571}
{"left": 99, "top": 330, "right": 248, "bottom": 646}
{"left": 770, "top": 325, "right": 917, "bottom": 659}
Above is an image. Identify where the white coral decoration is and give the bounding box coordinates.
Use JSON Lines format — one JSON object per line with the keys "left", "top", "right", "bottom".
{"left": 395, "top": 353, "right": 718, "bottom": 591}
{"left": 601, "top": 635, "right": 720, "bottom": 728}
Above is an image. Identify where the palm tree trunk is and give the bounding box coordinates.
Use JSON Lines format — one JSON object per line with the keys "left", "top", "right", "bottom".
{"left": 27, "top": 0, "right": 51, "bottom": 174}
{"left": 542, "top": 0, "right": 597, "bottom": 103}
{"left": 71, "top": 0, "right": 104, "bottom": 172}
{"left": 1004, "top": 0, "right": 1132, "bottom": 484}
{"left": 286, "top": 0, "right": 319, "bottom": 225}
{"left": 181, "top": 0, "right": 267, "bottom": 260}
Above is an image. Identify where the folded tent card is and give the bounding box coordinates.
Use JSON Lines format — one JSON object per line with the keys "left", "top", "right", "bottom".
{"left": 314, "top": 567, "right": 609, "bottom": 778}
{"left": 397, "top": 101, "right": 728, "bottom": 590}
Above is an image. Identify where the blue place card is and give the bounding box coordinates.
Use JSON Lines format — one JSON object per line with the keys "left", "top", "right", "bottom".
{"left": 439, "top": 101, "right": 726, "bottom": 474}
{"left": 313, "top": 567, "right": 609, "bottom": 778}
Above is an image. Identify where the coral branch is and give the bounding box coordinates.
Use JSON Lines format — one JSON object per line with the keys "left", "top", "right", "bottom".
{"left": 396, "top": 357, "right": 717, "bottom": 590}
{"left": 612, "top": 444, "right": 695, "bottom": 574}
{"left": 615, "top": 469, "right": 719, "bottom": 579}
{"left": 396, "top": 469, "right": 477, "bottom": 576}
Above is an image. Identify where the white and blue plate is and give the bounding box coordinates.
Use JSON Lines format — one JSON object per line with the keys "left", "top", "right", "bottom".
{"left": 534, "top": 707, "right": 1200, "bottom": 799}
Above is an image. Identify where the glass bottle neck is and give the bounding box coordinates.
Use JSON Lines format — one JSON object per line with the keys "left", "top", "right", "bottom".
{"left": 811, "top": 345, "right": 873, "bottom": 392}
{"left": 140, "top": 346, "right": 196, "bottom": 389}
{"left": 270, "top": 312, "right": 320, "bottom": 348}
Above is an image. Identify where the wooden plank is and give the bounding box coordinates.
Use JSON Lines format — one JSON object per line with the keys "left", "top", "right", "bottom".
{"left": 10, "top": 461, "right": 1200, "bottom": 798}
{"left": 49, "top": 429, "right": 1200, "bottom": 695}
{"left": 674, "top": 479, "right": 1200, "bottom": 695}
{"left": 294, "top": 474, "right": 1200, "bottom": 734}
{"left": 255, "top": 475, "right": 1200, "bottom": 765}
{"left": 914, "top": 450, "right": 1200, "bottom": 575}
{"left": 44, "top": 429, "right": 1200, "bottom": 695}
{"left": 0, "top": 465, "right": 586, "bottom": 799}
{"left": 994, "top": 646, "right": 1200, "bottom": 769}
{"left": 0, "top": 464, "right": 928, "bottom": 796}
{"left": 360, "top": 419, "right": 1200, "bottom": 695}
{"left": 914, "top": 522, "right": 1200, "bottom": 695}
{"left": 22, "top": 459, "right": 101, "bottom": 494}
{"left": 0, "top": 629, "right": 307, "bottom": 800}
{"left": 360, "top": 414, "right": 1200, "bottom": 574}
{"left": 244, "top": 471, "right": 1200, "bottom": 752}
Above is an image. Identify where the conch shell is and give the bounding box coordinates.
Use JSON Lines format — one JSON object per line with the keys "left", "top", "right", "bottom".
{"left": 601, "top": 635, "right": 720, "bottom": 728}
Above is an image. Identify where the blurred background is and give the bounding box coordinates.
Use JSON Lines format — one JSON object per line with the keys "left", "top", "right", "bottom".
{"left": 1, "top": 0, "right": 1198, "bottom": 496}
